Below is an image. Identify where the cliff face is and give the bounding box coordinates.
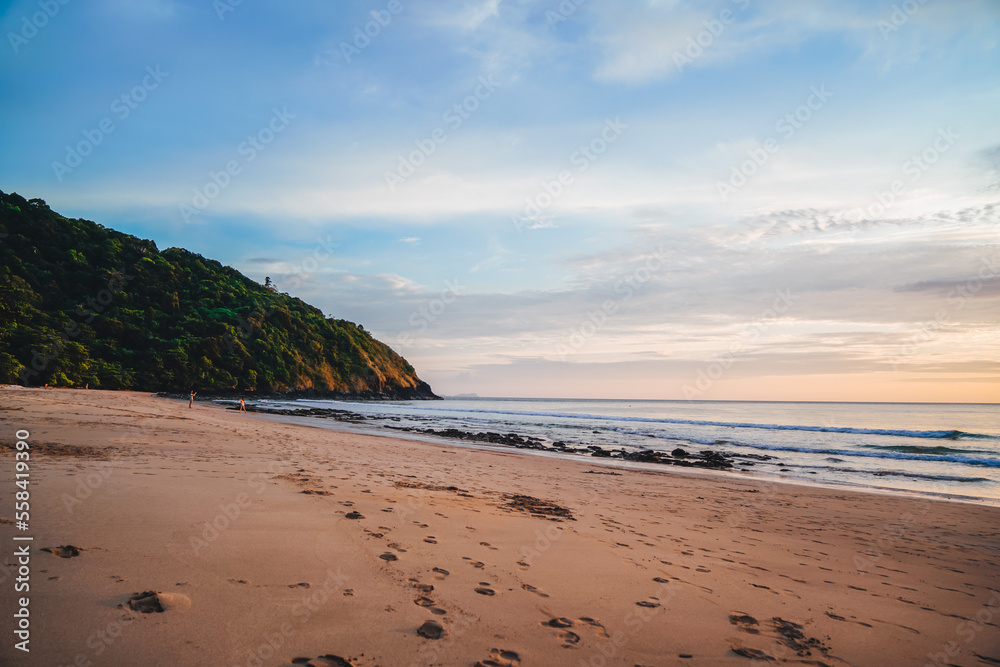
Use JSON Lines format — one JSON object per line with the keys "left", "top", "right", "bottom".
{"left": 0, "top": 190, "right": 437, "bottom": 398}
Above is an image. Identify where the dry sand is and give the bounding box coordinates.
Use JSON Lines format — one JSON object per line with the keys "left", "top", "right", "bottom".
{"left": 1, "top": 388, "right": 999, "bottom": 666}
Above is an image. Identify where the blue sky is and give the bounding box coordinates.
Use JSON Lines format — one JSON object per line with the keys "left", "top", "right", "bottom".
{"left": 3, "top": 0, "right": 999, "bottom": 401}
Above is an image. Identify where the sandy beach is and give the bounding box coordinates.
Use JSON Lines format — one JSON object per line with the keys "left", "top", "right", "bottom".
{"left": 1, "top": 388, "right": 998, "bottom": 666}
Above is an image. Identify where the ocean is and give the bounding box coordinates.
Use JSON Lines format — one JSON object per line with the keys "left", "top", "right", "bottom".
{"left": 248, "top": 397, "right": 1000, "bottom": 504}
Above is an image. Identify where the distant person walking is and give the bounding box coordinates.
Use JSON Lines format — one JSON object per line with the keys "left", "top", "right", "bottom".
{"left": 239, "top": 398, "right": 247, "bottom": 413}
{"left": 189, "top": 391, "right": 197, "bottom": 408}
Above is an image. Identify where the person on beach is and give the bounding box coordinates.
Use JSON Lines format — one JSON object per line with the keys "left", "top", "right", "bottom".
{"left": 239, "top": 397, "right": 246, "bottom": 413}
{"left": 189, "top": 391, "right": 197, "bottom": 408}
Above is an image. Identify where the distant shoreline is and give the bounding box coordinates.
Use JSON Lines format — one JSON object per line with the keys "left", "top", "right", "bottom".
{"left": 157, "top": 388, "right": 441, "bottom": 402}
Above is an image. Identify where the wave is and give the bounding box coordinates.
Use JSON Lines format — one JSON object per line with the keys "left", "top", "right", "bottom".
{"left": 795, "top": 464, "right": 990, "bottom": 483}
{"left": 859, "top": 443, "right": 993, "bottom": 455}
{"left": 631, "top": 433, "right": 1000, "bottom": 467}
{"left": 308, "top": 400, "right": 999, "bottom": 442}
{"left": 867, "top": 470, "right": 990, "bottom": 483}
{"left": 611, "top": 427, "right": 999, "bottom": 466}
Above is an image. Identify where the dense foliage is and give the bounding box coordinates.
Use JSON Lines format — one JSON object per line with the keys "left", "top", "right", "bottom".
{"left": 0, "top": 190, "right": 436, "bottom": 397}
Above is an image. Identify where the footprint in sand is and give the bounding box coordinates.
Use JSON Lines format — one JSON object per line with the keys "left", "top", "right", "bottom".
{"left": 729, "top": 613, "right": 760, "bottom": 634}
{"left": 462, "top": 557, "right": 485, "bottom": 568}
{"left": 379, "top": 553, "right": 398, "bottom": 562}
{"left": 289, "top": 654, "right": 354, "bottom": 666}
{"left": 475, "top": 648, "right": 521, "bottom": 666}
{"left": 577, "top": 618, "right": 610, "bottom": 638}
{"left": 344, "top": 511, "right": 364, "bottom": 520}
{"left": 540, "top": 617, "right": 585, "bottom": 646}
{"left": 424, "top": 537, "right": 438, "bottom": 544}
{"left": 475, "top": 585, "right": 496, "bottom": 596}
{"left": 417, "top": 619, "right": 447, "bottom": 639}
{"left": 432, "top": 567, "right": 450, "bottom": 580}
{"left": 559, "top": 631, "right": 580, "bottom": 647}
{"left": 414, "top": 595, "right": 447, "bottom": 615}
{"left": 730, "top": 645, "right": 773, "bottom": 660}
{"left": 41, "top": 545, "right": 82, "bottom": 558}
{"left": 127, "top": 591, "right": 191, "bottom": 613}
{"left": 479, "top": 541, "right": 498, "bottom": 551}
{"left": 521, "top": 583, "right": 549, "bottom": 598}
{"left": 409, "top": 579, "right": 434, "bottom": 593}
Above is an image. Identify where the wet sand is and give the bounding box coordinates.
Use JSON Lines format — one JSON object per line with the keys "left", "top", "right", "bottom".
{"left": 1, "top": 387, "right": 998, "bottom": 666}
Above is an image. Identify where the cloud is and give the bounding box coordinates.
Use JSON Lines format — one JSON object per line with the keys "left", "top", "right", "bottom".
{"left": 425, "top": 0, "right": 502, "bottom": 32}
{"left": 415, "top": 0, "right": 551, "bottom": 77}
{"left": 894, "top": 277, "right": 1000, "bottom": 296}
{"left": 586, "top": 0, "right": 1000, "bottom": 84}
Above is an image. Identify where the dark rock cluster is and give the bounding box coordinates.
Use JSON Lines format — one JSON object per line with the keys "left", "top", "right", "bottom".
{"left": 243, "top": 405, "right": 777, "bottom": 472}
{"left": 389, "top": 426, "right": 773, "bottom": 471}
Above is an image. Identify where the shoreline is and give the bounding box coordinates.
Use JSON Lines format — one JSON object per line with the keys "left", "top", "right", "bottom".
{"left": 226, "top": 397, "right": 1000, "bottom": 508}
{"left": 260, "top": 409, "right": 1000, "bottom": 508}
{"left": 2, "top": 388, "right": 1000, "bottom": 666}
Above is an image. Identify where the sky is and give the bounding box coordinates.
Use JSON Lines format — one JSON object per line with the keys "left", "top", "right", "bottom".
{"left": 2, "top": 0, "right": 999, "bottom": 402}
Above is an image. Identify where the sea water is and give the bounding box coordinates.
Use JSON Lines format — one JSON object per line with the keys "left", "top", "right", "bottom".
{"left": 257, "top": 397, "right": 1000, "bottom": 503}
